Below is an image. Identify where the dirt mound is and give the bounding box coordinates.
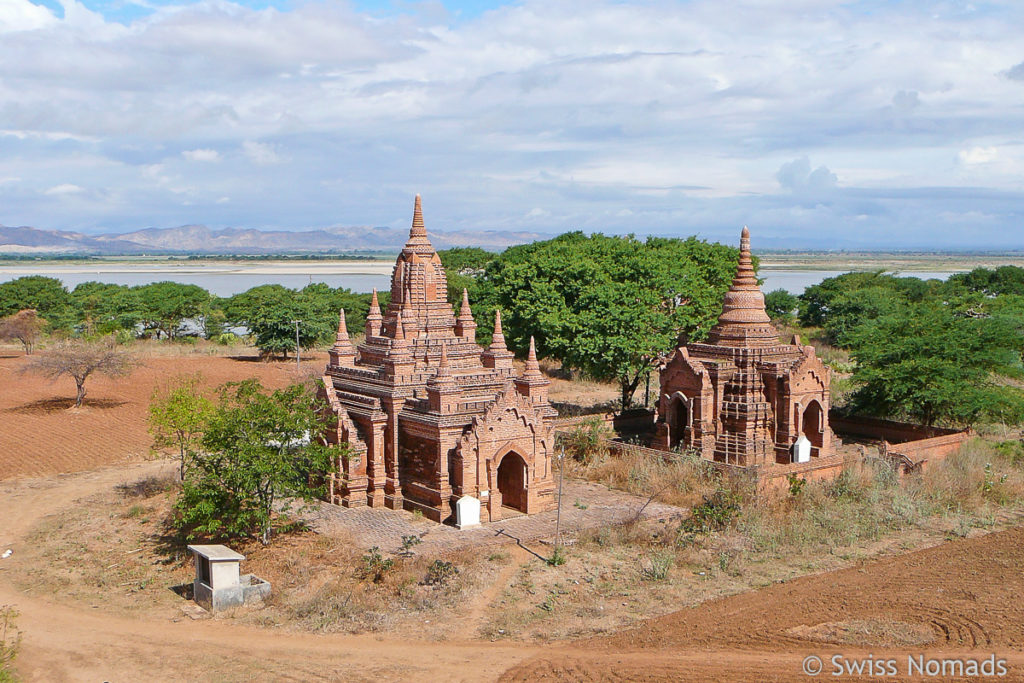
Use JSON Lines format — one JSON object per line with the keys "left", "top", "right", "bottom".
{"left": 502, "top": 524, "right": 1024, "bottom": 681}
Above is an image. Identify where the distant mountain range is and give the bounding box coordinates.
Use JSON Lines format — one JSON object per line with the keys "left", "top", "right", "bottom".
{"left": 0, "top": 224, "right": 547, "bottom": 255}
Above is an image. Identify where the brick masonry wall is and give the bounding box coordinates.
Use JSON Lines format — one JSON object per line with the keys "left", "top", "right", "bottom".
{"left": 829, "top": 412, "right": 965, "bottom": 443}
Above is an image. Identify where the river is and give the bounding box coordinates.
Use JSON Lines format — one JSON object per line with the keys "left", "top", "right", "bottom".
{"left": 0, "top": 262, "right": 959, "bottom": 297}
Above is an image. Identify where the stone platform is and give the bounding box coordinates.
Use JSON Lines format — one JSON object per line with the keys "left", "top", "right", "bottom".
{"left": 308, "top": 479, "right": 686, "bottom": 556}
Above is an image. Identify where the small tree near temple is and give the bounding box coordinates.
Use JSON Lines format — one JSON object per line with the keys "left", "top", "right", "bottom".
{"left": 0, "top": 309, "right": 45, "bottom": 354}
{"left": 23, "top": 339, "right": 137, "bottom": 408}
{"left": 174, "top": 379, "right": 345, "bottom": 545}
{"left": 149, "top": 373, "right": 214, "bottom": 480}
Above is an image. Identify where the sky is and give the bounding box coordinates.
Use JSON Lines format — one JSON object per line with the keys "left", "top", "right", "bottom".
{"left": 1, "top": 0, "right": 1023, "bottom": 249}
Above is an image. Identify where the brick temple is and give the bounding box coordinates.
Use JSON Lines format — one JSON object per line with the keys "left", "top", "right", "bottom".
{"left": 655, "top": 226, "right": 835, "bottom": 468}
{"left": 319, "top": 196, "right": 557, "bottom": 524}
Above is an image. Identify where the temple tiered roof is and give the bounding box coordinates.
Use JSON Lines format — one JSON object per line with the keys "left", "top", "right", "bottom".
{"left": 706, "top": 226, "right": 781, "bottom": 348}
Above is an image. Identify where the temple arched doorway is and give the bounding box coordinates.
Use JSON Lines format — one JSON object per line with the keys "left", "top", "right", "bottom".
{"left": 669, "top": 396, "right": 689, "bottom": 449}
{"left": 496, "top": 452, "right": 528, "bottom": 513}
{"left": 802, "top": 400, "right": 824, "bottom": 456}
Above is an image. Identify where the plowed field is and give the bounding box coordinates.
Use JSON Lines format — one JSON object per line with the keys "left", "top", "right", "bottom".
{"left": 0, "top": 351, "right": 311, "bottom": 480}
{"left": 502, "top": 522, "right": 1024, "bottom": 681}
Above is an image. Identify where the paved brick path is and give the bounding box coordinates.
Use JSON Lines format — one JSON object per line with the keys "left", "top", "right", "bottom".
{"left": 308, "top": 479, "right": 687, "bottom": 556}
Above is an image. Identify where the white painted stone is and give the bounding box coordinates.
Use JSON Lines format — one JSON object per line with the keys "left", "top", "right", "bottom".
{"left": 792, "top": 436, "right": 811, "bottom": 463}
{"left": 188, "top": 544, "right": 270, "bottom": 612}
{"left": 455, "top": 495, "right": 481, "bottom": 529}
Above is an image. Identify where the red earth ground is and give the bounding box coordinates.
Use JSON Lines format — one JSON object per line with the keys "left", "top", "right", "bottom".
{"left": 2, "top": 348, "right": 1023, "bottom": 681}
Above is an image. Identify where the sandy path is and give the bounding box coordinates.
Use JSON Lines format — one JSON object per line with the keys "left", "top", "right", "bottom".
{"left": 0, "top": 461, "right": 540, "bottom": 682}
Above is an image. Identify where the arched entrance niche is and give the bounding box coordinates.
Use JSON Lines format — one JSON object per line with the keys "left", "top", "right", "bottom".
{"left": 668, "top": 393, "right": 690, "bottom": 449}
{"left": 802, "top": 400, "right": 824, "bottom": 456}
{"left": 496, "top": 452, "right": 528, "bottom": 513}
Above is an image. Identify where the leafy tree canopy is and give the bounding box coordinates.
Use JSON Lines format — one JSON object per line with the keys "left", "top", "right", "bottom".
{"left": 174, "top": 379, "right": 344, "bottom": 545}
{"left": 71, "top": 282, "right": 145, "bottom": 335}
{"left": 847, "top": 303, "right": 1024, "bottom": 427}
{"left": 0, "top": 276, "right": 74, "bottom": 329}
{"left": 221, "top": 283, "right": 371, "bottom": 358}
{"left": 149, "top": 373, "right": 215, "bottom": 480}
{"left": 133, "top": 281, "right": 211, "bottom": 339}
{"left": 947, "top": 265, "right": 1024, "bottom": 297}
{"left": 764, "top": 289, "right": 799, "bottom": 322}
{"left": 460, "top": 232, "right": 743, "bottom": 408}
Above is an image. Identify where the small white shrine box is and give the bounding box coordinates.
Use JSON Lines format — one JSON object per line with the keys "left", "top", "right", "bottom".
{"left": 455, "top": 495, "right": 481, "bottom": 529}
{"left": 188, "top": 544, "right": 270, "bottom": 612}
{"left": 792, "top": 436, "right": 812, "bottom": 464}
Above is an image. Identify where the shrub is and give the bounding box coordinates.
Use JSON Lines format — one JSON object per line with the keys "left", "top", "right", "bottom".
{"left": 993, "top": 439, "right": 1024, "bottom": 467}
{"left": 114, "top": 328, "right": 136, "bottom": 346}
{"left": 0, "top": 606, "right": 20, "bottom": 683}
{"left": 359, "top": 547, "right": 394, "bottom": 583}
{"left": 399, "top": 535, "right": 422, "bottom": 556}
{"left": 681, "top": 488, "right": 741, "bottom": 534}
{"left": 561, "top": 419, "right": 612, "bottom": 463}
{"left": 547, "top": 545, "right": 567, "bottom": 567}
{"left": 787, "top": 473, "right": 807, "bottom": 497}
{"left": 641, "top": 549, "right": 673, "bottom": 581}
{"left": 424, "top": 560, "right": 459, "bottom": 586}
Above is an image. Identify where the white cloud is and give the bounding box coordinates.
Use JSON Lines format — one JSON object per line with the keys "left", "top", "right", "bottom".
{"left": 776, "top": 157, "right": 837, "bottom": 193}
{"left": 242, "top": 141, "right": 282, "bottom": 165}
{"left": 0, "top": 0, "right": 56, "bottom": 33}
{"left": 43, "top": 183, "right": 85, "bottom": 195}
{"left": 0, "top": 0, "right": 1022, "bottom": 247}
{"left": 182, "top": 148, "right": 221, "bottom": 162}
{"left": 958, "top": 146, "right": 998, "bottom": 165}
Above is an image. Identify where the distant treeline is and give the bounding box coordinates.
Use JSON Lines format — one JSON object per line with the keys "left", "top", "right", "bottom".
{"left": 3, "top": 237, "right": 1023, "bottom": 428}
{"left": 0, "top": 276, "right": 384, "bottom": 358}
{"left": 763, "top": 266, "right": 1024, "bottom": 427}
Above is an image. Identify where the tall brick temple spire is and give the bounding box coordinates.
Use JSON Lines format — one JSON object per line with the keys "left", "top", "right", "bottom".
{"left": 707, "top": 226, "right": 780, "bottom": 347}
{"left": 407, "top": 193, "right": 430, "bottom": 247}
{"left": 320, "top": 195, "right": 558, "bottom": 522}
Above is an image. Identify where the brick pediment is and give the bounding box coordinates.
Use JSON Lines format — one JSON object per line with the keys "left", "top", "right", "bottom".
{"left": 456, "top": 386, "right": 553, "bottom": 459}
{"left": 790, "top": 346, "right": 830, "bottom": 393}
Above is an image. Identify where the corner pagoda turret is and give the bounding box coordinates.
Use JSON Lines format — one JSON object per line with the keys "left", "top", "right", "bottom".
{"left": 656, "top": 226, "right": 834, "bottom": 467}
{"left": 319, "top": 196, "right": 556, "bottom": 523}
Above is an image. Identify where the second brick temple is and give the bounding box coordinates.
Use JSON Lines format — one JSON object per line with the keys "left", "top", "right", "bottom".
{"left": 319, "top": 196, "right": 557, "bottom": 523}
{"left": 655, "top": 226, "right": 835, "bottom": 467}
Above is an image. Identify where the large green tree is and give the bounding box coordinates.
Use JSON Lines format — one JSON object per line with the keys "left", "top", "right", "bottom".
{"left": 174, "top": 379, "right": 344, "bottom": 545}
{"left": 223, "top": 283, "right": 372, "bottom": 358}
{"left": 847, "top": 303, "right": 1024, "bottom": 426}
{"left": 71, "top": 282, "right": 145, "bottom": 335}
{"left": 134, "top": 281, "right": 211, "bottom": 339}
{"left": 464, "top": 232, "right": 741, "bottom": 408}
{"left": 0, "top": 276, "right": 74, "bottom": 329}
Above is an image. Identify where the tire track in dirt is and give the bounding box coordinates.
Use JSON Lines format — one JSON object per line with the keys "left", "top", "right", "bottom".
{"left": 502, "top": 525, "right": 1024, "bottom": 681}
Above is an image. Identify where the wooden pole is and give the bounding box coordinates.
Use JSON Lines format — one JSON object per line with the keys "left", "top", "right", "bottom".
{"left": 555, "top": 446, "right": 565, "bottom": 552}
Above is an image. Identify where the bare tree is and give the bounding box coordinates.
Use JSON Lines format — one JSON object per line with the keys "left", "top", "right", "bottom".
{"left": 0, "top": 309, "right": 45, "bottom": 355}
{"left": 23, "top": 339, "right": 137, "bottom": 408}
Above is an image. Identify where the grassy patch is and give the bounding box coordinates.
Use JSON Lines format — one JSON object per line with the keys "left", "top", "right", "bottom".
{"left": 0, "top": 606, "right": 20, "bottom": 683}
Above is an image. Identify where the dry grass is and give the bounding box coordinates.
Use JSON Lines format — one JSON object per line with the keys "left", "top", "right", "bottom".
{"left": 11, "top": 476, "right": 499, "bottom": 639}
{"left": 560, "top": 421, "right": 724, "bottom": 509}
{"left": 788, "top": 618, "right": 936, "bottom": 647}
{"left": 11, "top": 418, "right": 1024, "bottom": 646}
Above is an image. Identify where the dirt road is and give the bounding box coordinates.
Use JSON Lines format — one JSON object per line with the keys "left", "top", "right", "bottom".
{"left": 0, "top": 460, "right": 544, "bottom": 682}
{"left": 4, "top": 462, "right": 1024, "bottom": 681}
